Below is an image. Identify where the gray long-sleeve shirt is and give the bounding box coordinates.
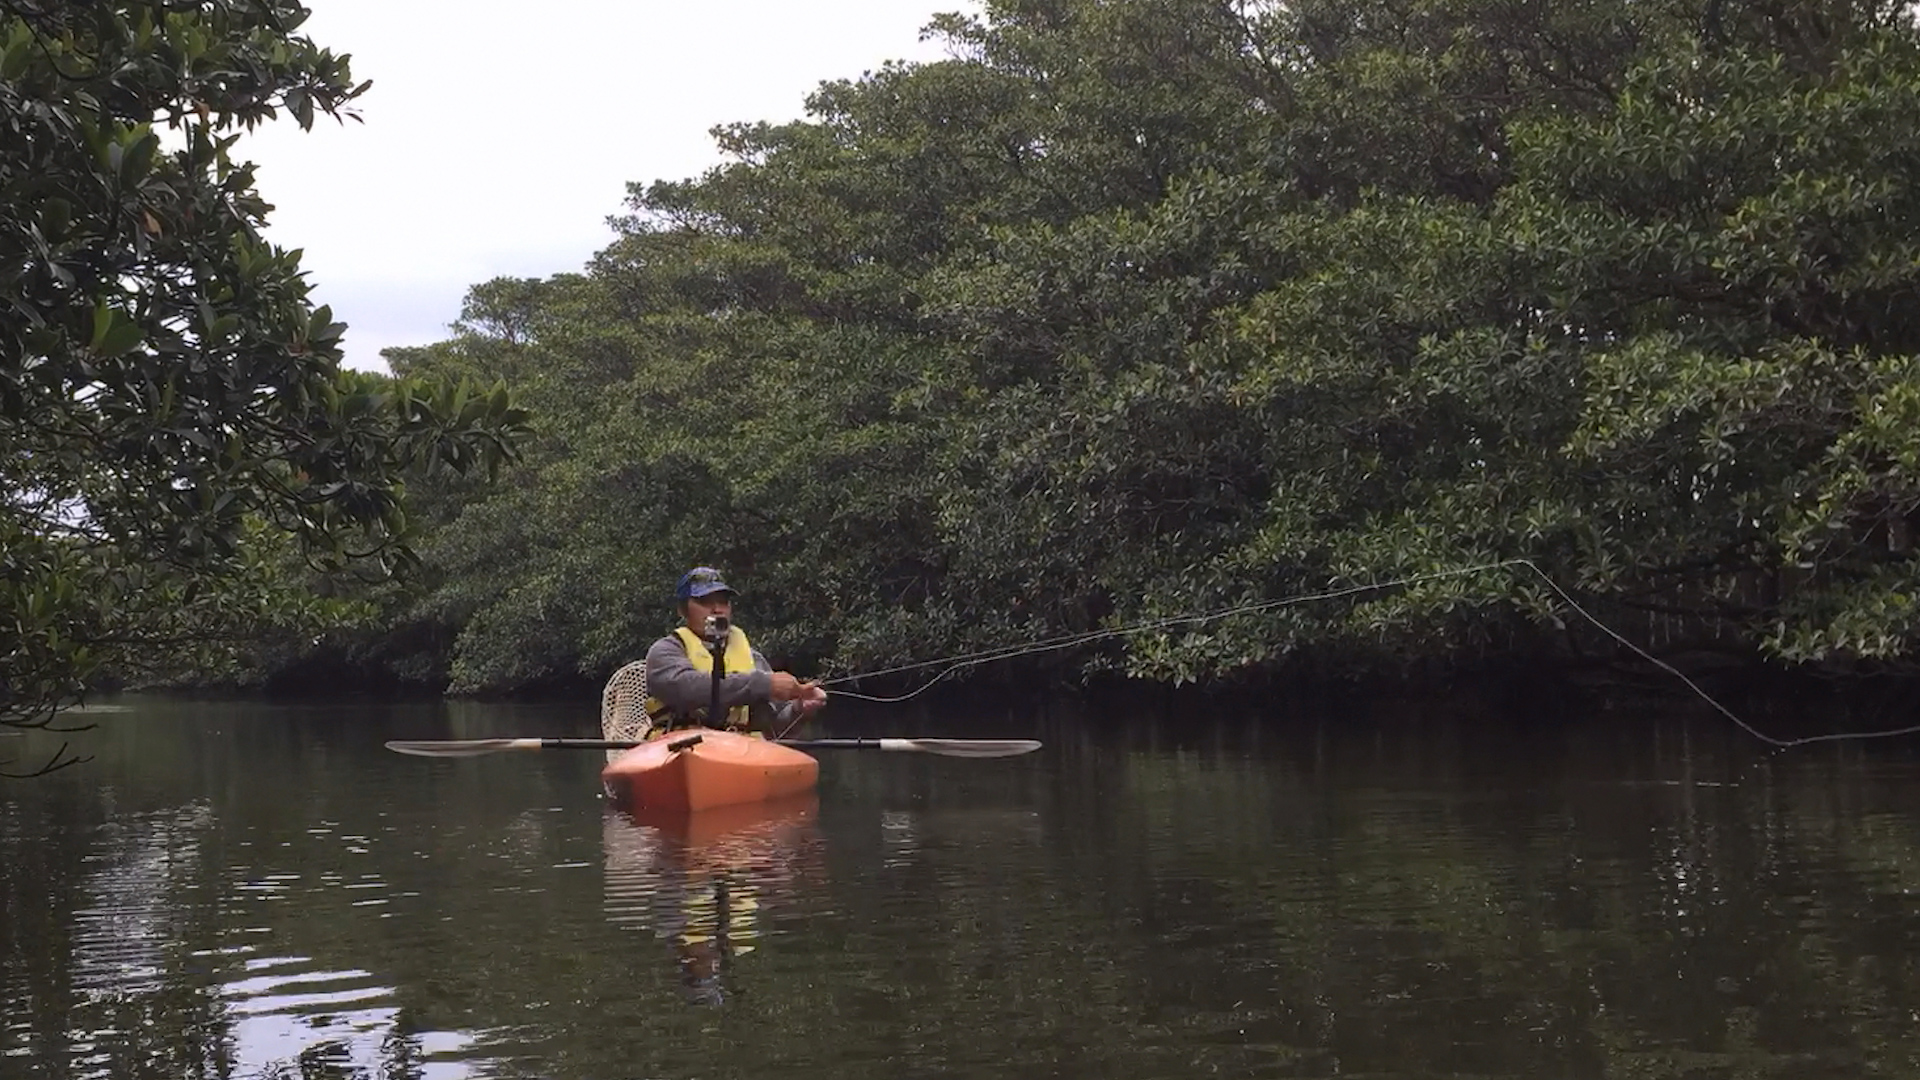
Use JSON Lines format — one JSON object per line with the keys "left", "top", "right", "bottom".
{"left": 643, "top": 632, "right": 799, "bottom": 731}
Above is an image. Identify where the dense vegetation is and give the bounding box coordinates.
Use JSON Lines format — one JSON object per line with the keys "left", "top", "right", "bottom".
{"left": 23, "top": 0, "right": 1920, "bottom": 709}
{"left": 310, "top": 0, "right": 1920, "bottom": 697}
{"left": 0, "top": 0, "right": 529, "bottom": 766}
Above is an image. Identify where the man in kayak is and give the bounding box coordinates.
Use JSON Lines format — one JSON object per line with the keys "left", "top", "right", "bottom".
{"left": 639, "top": 566, "right": 827, "bottom": 734}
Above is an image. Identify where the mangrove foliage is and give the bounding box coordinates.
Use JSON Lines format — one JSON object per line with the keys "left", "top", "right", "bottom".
{"left": 23, "top": 0, "right": 1920, "bottom": 705}
{"left": 366, "top": 0, "right": 1920, "bottom": 695}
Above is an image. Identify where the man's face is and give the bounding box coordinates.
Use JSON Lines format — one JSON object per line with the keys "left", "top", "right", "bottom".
{"left": 683, "top": 592, "right": 733, "bottom": 631}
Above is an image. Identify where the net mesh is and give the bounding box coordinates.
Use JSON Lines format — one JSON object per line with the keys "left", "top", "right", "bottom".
{"left": 601, "top": 661, "right": 653, "bottom": 759}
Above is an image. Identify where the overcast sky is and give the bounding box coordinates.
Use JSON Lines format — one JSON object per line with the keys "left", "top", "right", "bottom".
{"left": 236, "top": 1, "right": 970, "bottom": 371}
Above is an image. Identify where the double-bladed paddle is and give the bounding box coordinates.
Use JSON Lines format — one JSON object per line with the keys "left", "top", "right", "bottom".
{"left": 383, "top": 736, "right": 1042, "bottom": 760}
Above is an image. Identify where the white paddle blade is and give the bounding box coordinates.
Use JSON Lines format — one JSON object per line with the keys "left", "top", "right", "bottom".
{"left": 880, "top": 738, "right": 1043, "bottom": 758}
{"left": 384, "top": 738, "right": 542, "bottom": 758}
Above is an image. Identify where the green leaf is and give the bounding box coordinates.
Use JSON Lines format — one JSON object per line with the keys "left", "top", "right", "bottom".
{"left": 1, "top": 39, "right": 29, "bottom": 82}
{"left": 287, "top": 88, "right": 315, "bottom": 130}
{"left": 88, "top": 299, "right": 112, "bottom": 350}
{"left": 98, "top": 312, "right": 144, "bottom": 357}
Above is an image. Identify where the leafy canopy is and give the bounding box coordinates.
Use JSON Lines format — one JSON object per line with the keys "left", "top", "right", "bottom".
{"left": 176, "top": 0, "right": 1920, "bottom": 696}
{"left": 0, "top": 0, "right": 530, "bottom": 768}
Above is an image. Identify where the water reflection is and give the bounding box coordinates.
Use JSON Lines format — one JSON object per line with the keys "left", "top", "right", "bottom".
{"left": 0, "top": 800, "right": 446, "bottom": 1079}
{"left": 602, "top": 796, "right": 822, "bottom": 1006}
{"left": 68, "top": 802, "right": 212, "bottom": 999}
{"left": 12, "top": 697, "right": 1920, "bottom": 1077}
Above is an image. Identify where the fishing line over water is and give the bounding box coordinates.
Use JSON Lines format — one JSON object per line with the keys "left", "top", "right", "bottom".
{"left": 818, "top": 559, "right": 1920, "bottom": 751}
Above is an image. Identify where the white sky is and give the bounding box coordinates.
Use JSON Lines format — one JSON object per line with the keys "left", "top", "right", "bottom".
{"left": 237, "top": 1, "right": 972, "bottom": 372}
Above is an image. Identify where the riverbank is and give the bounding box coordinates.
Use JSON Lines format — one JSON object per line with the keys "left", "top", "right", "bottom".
{"left": 108, "top": 642, "right": 1920, "bottom": 755}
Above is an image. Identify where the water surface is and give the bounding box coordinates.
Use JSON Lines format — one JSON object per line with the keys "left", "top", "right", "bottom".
{"left": 5, "top": 691, "right": 1920, "bottom": 1078}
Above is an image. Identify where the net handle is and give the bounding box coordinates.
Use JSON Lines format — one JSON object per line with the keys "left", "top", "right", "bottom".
{"left": 600, "top": 660, "right": 653, "bottom": 759}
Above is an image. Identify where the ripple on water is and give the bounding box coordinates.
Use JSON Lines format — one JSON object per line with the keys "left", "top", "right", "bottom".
{"left": 221, "top": 960, "right": 389, "bottom": 1015}
{"left": 2, "top": 794, "right": 487, "bottom": 1080}
{"left": 21, "top": 706, "right": 1920, "bottom": 1079}
{"left": 200, "top": 951, "right": 484, "bottom": 1079}
{"left": 225, "top": 1002, "right": 480, "bottom": 1079}
{"left": 65, "top": 804, "right": 214, "bottom": 999}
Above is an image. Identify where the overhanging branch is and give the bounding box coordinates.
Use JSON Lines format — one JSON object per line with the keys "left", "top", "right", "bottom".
{"left": 0, "top": 740, "right": 92, "bottom": 779}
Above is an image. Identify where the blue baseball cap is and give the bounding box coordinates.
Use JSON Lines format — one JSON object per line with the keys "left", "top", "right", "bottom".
{"left": 675, "top": 567, "right": 735, "bottom": 601}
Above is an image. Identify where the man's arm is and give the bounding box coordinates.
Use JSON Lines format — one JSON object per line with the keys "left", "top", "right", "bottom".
{"left": 644, "top": 636, "right": 775, "bottom": 717}
{"left": 751, "top": 648, "right": 799, "bottom": 731}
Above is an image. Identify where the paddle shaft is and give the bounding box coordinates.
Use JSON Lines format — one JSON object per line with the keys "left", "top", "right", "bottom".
{"left": 443, "top": 737, "right": 978, "bottom": 752}
{"left": 383, "top": 736, "right": 1042, "bottom": 757}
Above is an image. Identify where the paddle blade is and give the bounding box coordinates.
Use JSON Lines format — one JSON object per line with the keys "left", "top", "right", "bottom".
{"left": 883, "top": 738, "right": 1042, "bottom": 758}
{"left": 384, "top": 738, "right": 541, "bottom": 758}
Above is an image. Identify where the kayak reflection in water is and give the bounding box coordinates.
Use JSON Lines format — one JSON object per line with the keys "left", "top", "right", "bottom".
{"left": 601, "top": 796, "right": 820, "bottom": 1007}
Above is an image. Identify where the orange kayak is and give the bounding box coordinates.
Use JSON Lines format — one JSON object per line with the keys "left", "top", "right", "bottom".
{"left": 600, "top": 729, "right": 819, "bottom": 812}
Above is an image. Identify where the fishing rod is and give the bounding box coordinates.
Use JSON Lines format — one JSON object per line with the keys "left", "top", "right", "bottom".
{"left": 814, "top": 558, "right": 1920, "bottom": 751}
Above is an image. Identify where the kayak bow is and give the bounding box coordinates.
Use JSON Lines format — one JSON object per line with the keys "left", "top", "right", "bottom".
{"left": 601, "top": 730, "right": 818, "bottom": 812}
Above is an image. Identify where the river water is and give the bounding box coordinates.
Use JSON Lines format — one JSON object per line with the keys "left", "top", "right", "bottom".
{"left": 3, "top": 689, "right": 1920, "bottom": 1079}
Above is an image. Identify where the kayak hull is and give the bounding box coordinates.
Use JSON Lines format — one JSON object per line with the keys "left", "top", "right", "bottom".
{"left": 600, "top": 729, "right": 819, "bottom": 812}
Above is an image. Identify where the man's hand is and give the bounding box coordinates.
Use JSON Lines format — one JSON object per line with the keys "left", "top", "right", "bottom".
{"left": 769, "top": 673, "right": 829, "bottom": 715}
{"left": 794, "top": 682, "right": 828, "bottom": 715}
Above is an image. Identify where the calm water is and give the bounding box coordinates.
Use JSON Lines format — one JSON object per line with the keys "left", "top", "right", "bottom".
{"left": 5, "top": 690, "right": 1920, "bottom": 1079}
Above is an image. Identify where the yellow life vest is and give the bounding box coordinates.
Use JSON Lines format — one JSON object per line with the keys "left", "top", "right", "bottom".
{"left": 645, "top": 626, "right": 756, "bottom": 730}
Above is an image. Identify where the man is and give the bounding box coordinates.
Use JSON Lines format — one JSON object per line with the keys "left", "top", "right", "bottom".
{"left": 640, "top": 567, "right": 827, "bottom": 733}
